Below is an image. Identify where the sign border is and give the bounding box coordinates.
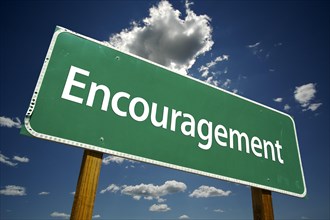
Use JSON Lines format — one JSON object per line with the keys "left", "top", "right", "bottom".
{"left": 24, "top": 26, "right": 307, "bottom": 198}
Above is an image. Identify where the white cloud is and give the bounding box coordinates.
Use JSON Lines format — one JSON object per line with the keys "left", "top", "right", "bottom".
{"left": 303, "top": 103, "right": 323, "bottom": 112}
{"left": 232, "top": 89, "right": 238, "bottom": 94}
{"left": 70, "top": 191, "right": 75, "bottom": 195}
{"left": 222, "top": 79, "right": 231, "bottom": 88}
{"left": 189, "top": 185, "right": 231, "bottom": 198}
{"left": 100, "top": 184, "right": 120, "bottom": 194}
{"left": 0, "top": 116, "right": 21, "bottom": 128}
{"left": 284, "top": 104, "right": 291, "bottom": 112}
{"left": 0, "top": 153, "right": 30, "bottom": 166}
{"left": 214, "top": 209, "right": 224, "bottom": 213}
{"left": 39, "top": 191, "right": 50, "bottom": 195}
{"left": 294, "top": 83, "right": 322, "bottom": 112}
{"left": 0, "top": 185, "right": 26, "bottom": 196}
{"left": 92, "top": 214, "right": 101, "bottom": 219}
{"left": 204, "top": 77, "right": 233, "bottom": 89}
{"left": 306, "top": 103, "right": 322, "bottom": 111}
{"left": 102, "top": 155, "right": 137, "bottom": 165}
{"left": 246, "top": 41, "right": 272, "bottom": 60}
{"left": 149, "top": 204, "right": 171, "bottom": 212}
{"left": 246, "top": 41, "right": 263, "bottom": 56}
{"left": 109, "top": 0, "right": 213, "bottom": 74}
{"left": 157, "top": 197, "right": 166, "bottom": 203}
{"left": 294, "top": 83, "right": 316, "bottom": 106}
{"left": 13, "top": 156, "right": 29, "bottom": 163}
{"left": 0, "top": 153, "right": 17, "bottom": 167}
{"left": 199, "top": 55, "right": 229, "bottom": 77}
{"left": 205, "top": 76, "right": 219, "bottom": 87}
{"left": 179, "top": 215, "right": 190, "bottom": 219}
{"left": 102, "top": 155, "right": 125, "bottom": 165}
{"left": 247, "top": 42, "right": 261, "bottom": 48}
{"left": 50, "top": 212, "right": 70, "bottom": 219}
{"left": 121, "top": 180, "right": 187, "bottom": 201}
{"left": 273, "top": 97, "right": 283, "bottom": 103}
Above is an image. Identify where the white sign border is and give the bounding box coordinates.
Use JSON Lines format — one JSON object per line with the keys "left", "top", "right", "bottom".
{"left": 24, "top": 26, "right": 307, "bottom": 198}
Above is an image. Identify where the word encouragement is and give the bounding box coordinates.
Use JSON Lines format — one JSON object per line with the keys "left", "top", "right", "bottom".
{"left": 61, "top": 66, "right": 284, "bottom": 164}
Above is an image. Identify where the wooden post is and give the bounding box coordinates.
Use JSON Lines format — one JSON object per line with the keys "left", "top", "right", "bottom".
{"left": 70, "top": 149, "right": 103, "bottom": 220}
{"left": 251, "top": 187, "right": 274, "bottom": 220}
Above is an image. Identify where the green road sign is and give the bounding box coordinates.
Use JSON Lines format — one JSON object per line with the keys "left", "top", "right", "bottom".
{"left": 22, "top": 26, "right": 306, "bottom": 197}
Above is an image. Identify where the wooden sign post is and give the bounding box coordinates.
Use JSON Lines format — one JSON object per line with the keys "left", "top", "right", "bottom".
{"left": 70, "top": 150, "right": 103, "bottom": 220}
{"left": 251, "top": 187, "right": 275, "bottom": 220}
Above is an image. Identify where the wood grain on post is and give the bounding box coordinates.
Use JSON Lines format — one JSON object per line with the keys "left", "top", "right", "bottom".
{"left": 251, "top": 187, "right": 274, "bottom": 220}
{"left": 70, "top": 149, "right": 103, "bottom": 220}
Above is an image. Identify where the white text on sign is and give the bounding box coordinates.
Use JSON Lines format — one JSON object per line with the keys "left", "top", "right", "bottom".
{"left": 61, "top": 65, "right": 285, "bottom": 164}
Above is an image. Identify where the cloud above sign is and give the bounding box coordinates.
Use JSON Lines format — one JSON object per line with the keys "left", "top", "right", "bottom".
{"left": 0, "top": 116, "right": 21, "bottom": 128}
{"left": 294, "top": 83, "right": 322, "bottom": 112}
{"left": 109, "top": 0, "right": 213, "bottom": 74}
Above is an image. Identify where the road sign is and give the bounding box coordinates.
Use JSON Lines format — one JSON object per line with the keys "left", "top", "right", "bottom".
{"left": 22, "top": 26, "right": 306, "bottom": 197}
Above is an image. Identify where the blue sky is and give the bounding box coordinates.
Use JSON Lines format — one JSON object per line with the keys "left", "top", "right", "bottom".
{"left": 0, "top": 0, "right": 329, "bottom": 219}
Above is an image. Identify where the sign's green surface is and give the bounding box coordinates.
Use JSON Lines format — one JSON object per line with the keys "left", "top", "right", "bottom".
{"left": 22, "top": 27, "right": 306, "bottom": 197}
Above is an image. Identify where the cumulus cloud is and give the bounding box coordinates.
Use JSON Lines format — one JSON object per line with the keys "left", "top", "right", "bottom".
{"left": 0, "top": 116, "right": 21, "bottom": 128}
{"left": 109, "top": 0, "right": 213, "bottom": 74}
{"left": 273, "top": 97, "right": 283, "bottom": 103}
{"left": 13, "top": 156, "right": 29, "bottom": 163}
{"left": 92, "top": 214, "right": 101, "bottom": 219}
{"left": 0, "top": 153, "right": 17, "bottom": 167}
{"left": 0, "top": 185, "right": 26, "bottom": 196}
{"left": 189, "top": 185, "right": 231, "bottom": 198}
{"left": 294, "top": 83, "right": 322, "bottom": 112}
{"left": 100, "top": 184, "right": 120, "bottom": 194}
{"left": 179, "top": 215, "right": 190, "bottom": 219}
{"left": 121, "top": 180, "right": 187, "bottom": 201}
{"left": 39, "top": 191, "right": 50, "bottom": 195}
{"left": 214, "top": 208, "right": 224, "bottom": 213}
{"left": 149, "top": 204, "right": 171, "bottom": 212}
{"left": 294, "top": 83, "right": 316, "bottom": 106}
{"left": 50, "top": 212, "right": 70, "bottom": 219}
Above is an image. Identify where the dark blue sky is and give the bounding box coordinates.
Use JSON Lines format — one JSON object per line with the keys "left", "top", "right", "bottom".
{"left": 1, "top": 1, "right": 329, "bottom": 219}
